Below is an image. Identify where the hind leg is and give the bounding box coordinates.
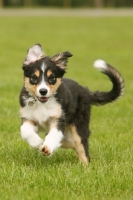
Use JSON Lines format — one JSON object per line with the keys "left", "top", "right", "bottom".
{"left": 62, "top": 124, "right": 90, "bottom": 164}
{"left": 70, "top": 125, "right": 90, "bottom": 164}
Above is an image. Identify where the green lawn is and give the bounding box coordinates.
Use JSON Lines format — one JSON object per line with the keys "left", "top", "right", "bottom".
{"left": 0, "top": 11, "right": 133, "bottom": 200}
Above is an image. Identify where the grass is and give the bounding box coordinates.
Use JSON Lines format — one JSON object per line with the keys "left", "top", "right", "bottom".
{"left": 0, "top": 11, "right": 133, "bottom": 200}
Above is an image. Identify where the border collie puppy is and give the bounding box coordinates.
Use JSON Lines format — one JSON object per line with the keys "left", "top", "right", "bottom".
{"left": 19, "top": 44, "right": 124, "bottom": 164}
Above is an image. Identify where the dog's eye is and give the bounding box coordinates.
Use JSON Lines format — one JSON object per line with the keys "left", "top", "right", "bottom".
{"left": 49, "top": 74, "right": 55, "bottom": 80}
{"left": 30, "top": 75, "right": 38, "bottom": 83}
{"left": 48, "top": 74, "right": 56, "bottom": 84}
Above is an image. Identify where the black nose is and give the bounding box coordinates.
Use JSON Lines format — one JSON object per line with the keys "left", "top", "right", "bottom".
{"left": 39, "top": 89, "right": 48, "bottom": 96}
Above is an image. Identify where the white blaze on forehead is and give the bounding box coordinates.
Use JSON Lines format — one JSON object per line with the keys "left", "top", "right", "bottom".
{"left": 36, "top": 65, "right": 50, "bottom": 97}
{"left": 41, "top": 62, "right": 47, "bottom": 73}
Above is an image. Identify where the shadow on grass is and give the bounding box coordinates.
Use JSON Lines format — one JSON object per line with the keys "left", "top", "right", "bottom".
{"left": 1, "top": 140, "right": 79, "bottom": 168}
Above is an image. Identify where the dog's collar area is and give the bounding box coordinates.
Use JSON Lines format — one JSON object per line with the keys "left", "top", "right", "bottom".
{"left": 27, "top": 96, "right": 49, "bottom": 106}
{"left": 28, "top": 99, "right": 37, "bottom": 107}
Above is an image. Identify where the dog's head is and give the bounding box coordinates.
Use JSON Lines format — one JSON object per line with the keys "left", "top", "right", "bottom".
{"left": 22, "top": 44, "right": 72, "bottom": 103}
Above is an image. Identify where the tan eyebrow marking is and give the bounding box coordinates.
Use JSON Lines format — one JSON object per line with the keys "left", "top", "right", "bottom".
{"left": 35, "top": 70, "right": 40, "bottom": 77}
{"left": 47, "top": 70, "right": 52, "bottom": 77}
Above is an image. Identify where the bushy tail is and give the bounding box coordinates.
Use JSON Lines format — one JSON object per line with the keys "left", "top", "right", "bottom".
{"left": 90, "top": 60, "right": 124, "bottom": 106}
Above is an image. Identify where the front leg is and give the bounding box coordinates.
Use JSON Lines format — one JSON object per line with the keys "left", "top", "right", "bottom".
{"left": 21, "top": 120, "right": 43, "bottom": 148}
{"left": 39, "top": 127, "right": 64, "bottom": 155}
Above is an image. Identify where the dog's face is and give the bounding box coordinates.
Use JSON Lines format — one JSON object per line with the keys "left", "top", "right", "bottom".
{"left": 22, "top": 44, "right": 72, "bottom": 103}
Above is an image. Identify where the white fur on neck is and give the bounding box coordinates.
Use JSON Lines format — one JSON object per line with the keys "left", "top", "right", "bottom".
{"left": 20, "top": 96, "right": 62, "bottom": 127}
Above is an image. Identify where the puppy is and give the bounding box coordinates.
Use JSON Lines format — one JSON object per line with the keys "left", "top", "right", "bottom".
{"left": 19, "top": 44, "right": 124, "bottom": 164}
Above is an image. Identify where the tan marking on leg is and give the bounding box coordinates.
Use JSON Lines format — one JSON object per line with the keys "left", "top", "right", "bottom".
{"left": 70, "top": 125, "right": 88, "bottom": 165}
{"left": 35, "top": 70, "right": 40, "bottom": 77}
{"left": 48, "top": 118, "right": 58, "bottom": 129}
{"left": 21, "top": 118, "right": 37, "bottom": 126}
{"left": 61, "top": 126, "right": 75, "bottom": 149}
{"left": 62, "top": 125, "right": 88, "bottom": 164}
{"left": 47, "top": 70, "right": 52, "bottom": 77}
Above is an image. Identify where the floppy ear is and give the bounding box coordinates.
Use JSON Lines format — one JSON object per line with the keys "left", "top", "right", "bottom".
{"left": 51, "top": 51, "right": 72, "bottom": 69}
{"left": 23, "top": 44, "right": 45, "bottom": 66}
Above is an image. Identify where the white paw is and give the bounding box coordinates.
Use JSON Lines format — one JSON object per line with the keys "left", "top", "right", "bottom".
{"left": 28, "top": 137, "right": 43, "bottom": 149}
{"left": 39, "top": 145, "right": 52, "bottom": 155}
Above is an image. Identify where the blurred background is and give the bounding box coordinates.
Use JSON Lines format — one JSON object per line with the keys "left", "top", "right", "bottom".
{"left": 0, "top": 0, "right": 133, "bottom": 8}
{"left": 0, "top": 0, "right": 133, "bottom": 199}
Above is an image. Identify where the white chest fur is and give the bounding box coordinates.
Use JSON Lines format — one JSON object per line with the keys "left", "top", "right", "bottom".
{"left": 20, "top": 97, "right": 62, "bottom": 126}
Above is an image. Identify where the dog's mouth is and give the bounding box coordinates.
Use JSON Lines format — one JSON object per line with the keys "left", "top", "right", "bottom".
{"left": 37, "top": 97, "right": 49, "bottom": 103}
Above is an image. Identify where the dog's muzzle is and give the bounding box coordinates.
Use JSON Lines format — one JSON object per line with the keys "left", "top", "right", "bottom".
{"left": 38, "top": 89, "right": 49, "bottom": 103}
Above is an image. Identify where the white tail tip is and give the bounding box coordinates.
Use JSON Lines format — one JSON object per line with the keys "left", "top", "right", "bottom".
{"left": 94, "top": 59, "right": 107, "bottom": 71}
